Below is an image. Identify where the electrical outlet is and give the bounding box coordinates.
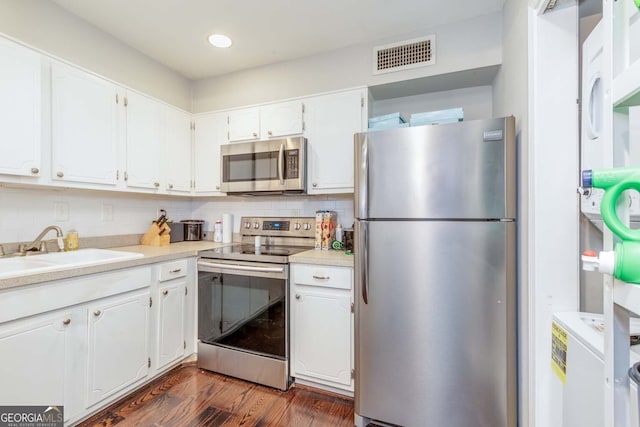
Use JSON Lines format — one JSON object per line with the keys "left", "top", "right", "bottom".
{"left": 54, "top": 202, "right": 69, "bottom": 221}
{"left": 101, "top": 204, "right": 114, "bottom": 221}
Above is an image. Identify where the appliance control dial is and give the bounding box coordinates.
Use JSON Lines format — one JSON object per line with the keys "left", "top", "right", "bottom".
{"left": 303, "top": 223, "right": 311, "bottom": 230}
{"left": 294, "top": 223, "right": 301, "bottom": 231}
{"left": 244, "top": 222, "right": 251, "bottom": 229}
{"left": 253, "top": 222, "right": 260, "bottom": 229}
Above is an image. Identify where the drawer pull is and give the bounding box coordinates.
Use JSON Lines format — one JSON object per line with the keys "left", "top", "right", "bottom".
{"left": 62, "top": 318, "right": 71, "bottom": 325}
{"left": 93, "top": 310, "right": 101, "bottom": 317}
{"left": 295, "top": 293, "right": 300, "bottom": 299}
{"left": 169, "top": 268, "right": 182, "bottom": 273}
{"left": 312, "top": 275, "right": 330, "bottom": 280}
{"left": 162, "top": 289, "right": 169, "bottom": 296}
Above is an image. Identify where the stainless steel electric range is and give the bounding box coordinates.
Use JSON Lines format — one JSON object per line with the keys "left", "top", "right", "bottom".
{"left": 197, "top": 216, "right": 315, "bottom": 391}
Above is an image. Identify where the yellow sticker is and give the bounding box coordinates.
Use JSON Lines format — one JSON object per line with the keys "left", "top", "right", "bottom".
{"left": 551, "top": 321, "right": 568, "bottom": 384}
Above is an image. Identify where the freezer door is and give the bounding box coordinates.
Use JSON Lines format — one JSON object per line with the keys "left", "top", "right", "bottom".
{"left": 354, "top": 220, "right": 516, "bottom": 427}
{"left": 355, "top": 117, "right": 516, "bottom": 220}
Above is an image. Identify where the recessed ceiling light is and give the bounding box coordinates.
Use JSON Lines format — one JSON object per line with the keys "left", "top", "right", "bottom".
{"left": 208, "top": 34, "right": 232, "bottom": 48}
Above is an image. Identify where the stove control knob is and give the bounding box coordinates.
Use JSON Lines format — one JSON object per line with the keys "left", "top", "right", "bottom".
{"left": 303, "top": 223, "right": 311, "bottom": 231}
{"left": 294, "top": 223, "right": 301, "bottom": 231}
{"left": 244, "top": 222, "right": 251, "bottom": 229}
{"left": 254, "top": 222, "right": 260, "bottom": 230}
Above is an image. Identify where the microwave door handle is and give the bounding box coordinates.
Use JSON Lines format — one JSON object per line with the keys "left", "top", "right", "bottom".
{"left": 278, "top": 143, "right": 285, "bottom": 185}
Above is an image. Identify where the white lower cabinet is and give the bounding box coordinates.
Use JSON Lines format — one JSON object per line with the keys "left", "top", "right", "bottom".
{"left": 0, "top": 257, "right": 196, "bottom": 425}
{"left": 290, "top": 263, "right": 354, "bottom": 393}
{"left": 86, "top": 289, "right": 150, "bottom": 408}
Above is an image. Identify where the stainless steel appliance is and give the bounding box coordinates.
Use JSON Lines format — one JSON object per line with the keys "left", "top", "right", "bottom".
{"left": 181, "top": 220, "right": 204, "bottom": 241}
{"left": 220, "top": 137, "right": 306, "bottom": 195}
{"left": 354, "top": 117, "right": 517, "bottom": 427}
{"left": 197, "top": 216, "right": 315, "bottom": 390}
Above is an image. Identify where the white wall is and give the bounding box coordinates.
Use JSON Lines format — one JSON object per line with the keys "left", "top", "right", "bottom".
{"left": 528, "top": 4, "right": 581, "bottom": 427}
{"left": 191, "top": 12, "right": 503, "bottom": 112}
{"left": 191, "top": 195, "right": 354, "bottom": 235}
{"left": 0, "top": 0, "right": 191, "bottom": 110}
{"left": 0, "top": 187, "right": 192, "bottom": 243}
{"left": 373, "top": 86, "right": 493, "bottom": 122}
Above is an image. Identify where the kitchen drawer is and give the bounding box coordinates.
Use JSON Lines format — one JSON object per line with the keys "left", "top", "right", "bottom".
{"left": 291, "top": 264, "right": 352, "bottom": 290}
{"left": 158, "top": 259, "right": 188, "bottom": 282}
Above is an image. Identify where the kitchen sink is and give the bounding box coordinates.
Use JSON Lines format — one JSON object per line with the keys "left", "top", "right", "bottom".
{"left": 0, "top": 248, "right": 144, "bottom": 280}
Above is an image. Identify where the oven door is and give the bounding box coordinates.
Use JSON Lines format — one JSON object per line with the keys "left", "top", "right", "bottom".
{"left": 220, "top": 137, "right": 306, "bottom": 194}
{"left": 197, "top": 259, "right": 288, "bottom": 359}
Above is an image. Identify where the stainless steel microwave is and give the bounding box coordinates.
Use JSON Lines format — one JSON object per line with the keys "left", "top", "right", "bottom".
{"left": 220, "top": 137, "right": 306, "bottom": 195}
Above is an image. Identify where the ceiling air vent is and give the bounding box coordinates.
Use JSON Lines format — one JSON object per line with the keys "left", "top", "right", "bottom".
{"left": 373, "top": 35, "right": 436, "bottom": 75}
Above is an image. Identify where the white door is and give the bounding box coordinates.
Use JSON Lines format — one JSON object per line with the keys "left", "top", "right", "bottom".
{"left": 193, "top": 112, "right": 227, "bottom": 194}
{"left": 0, "top": 38, "right": 42, "bottom": 177}
{"left": 156, "top": 280, "right": 186, "bottom": 371}
{"left": 125, "top": 91, "right": 163, "bottom": 190}
{"left": 305, "top": 89, "right": 365, "bottom": 194}
{"left": 51, "top": 63, "right": 119, "bottom": 185}
{"left": 0, "top": 310, "right": 73, "bottom": 420}
{"left": 87, "top": 290, "right": 150, "bottom": 408}
{"left": 291, "top": 285, "right": 353, "bottom": 388}
{"left": 228, "top": 107, "right": 260, "bottom": 142}
{"left": 260, "top": 100, "right": 304, "bottom": 139}
{"left": 165, "top": 107, "right": 192, "bottom": 193}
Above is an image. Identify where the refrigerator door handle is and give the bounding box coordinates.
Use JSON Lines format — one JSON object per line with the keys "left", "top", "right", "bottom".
{"left": 356, "top": 136, "right": 368, "bottom": 219}
{"left": 357, "top": 221, "right": 369, "bottom": 304}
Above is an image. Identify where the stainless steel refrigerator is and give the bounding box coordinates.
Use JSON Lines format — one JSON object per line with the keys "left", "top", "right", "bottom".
{"left": 354, "top": 116, "right": 517, "bottom": 427}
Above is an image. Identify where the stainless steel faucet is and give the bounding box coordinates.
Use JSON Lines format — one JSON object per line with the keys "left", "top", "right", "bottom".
{"left": 23, "top": 225, "right": 65, "bottom": 253}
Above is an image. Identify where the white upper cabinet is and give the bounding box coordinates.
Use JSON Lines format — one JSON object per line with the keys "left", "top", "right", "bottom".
{"left": 51, "top": 63, "right": 119, "bottom": 186}
{"left": 0, "top": 38, "right": 42, "bottom": 178}
{"left": 304, "top": 88, "right": 366, "bottom": 194}
{"left": 164, "top": 107, "right": 192, "bottom": 194}
{"left": 228, "top": 100, "right": 304, "bottom": 142}
{"left": 193, "top": 112, "right": 227, "bottom": 195}
{"left": 124, "top": 91, "right": 164, "bottom": 190}
{"left": 260, "top": 100, "right": 304, "bottom": 139}
{"left": 228, "top": 107, "right": 260, "bottom": 142}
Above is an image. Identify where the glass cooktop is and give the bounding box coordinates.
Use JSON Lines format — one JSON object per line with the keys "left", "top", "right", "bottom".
{"left": 199, "top": 244, "right": 311, "bottom": 264}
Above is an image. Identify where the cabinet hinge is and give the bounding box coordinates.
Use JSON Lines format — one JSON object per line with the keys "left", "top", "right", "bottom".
{"left": 115, "top": 94, "right": 119, "bottom": 104}
{"left": 149, "top": 297, "right": 152, "bottom": 307}
{"left": 184, "top": 340, "right": 186, "bottom": 350}
{"left": 351, "top": 302, "right": 354, "bottom": 313}
{"left": 302, "top": 121, "right": 305, "bottom": 131}
{"left": 124, "top": 171, "right": 129, "bottom": 181}
{"left": 227, "top": 116, "right": 230, "bottom": 125}
{"left": 148, "top": 357, "right": 151, "bottom": 368}
{"left": 302, "top": 103, "right": 305, "bottom": 114}
{"left": 185, "top": 286, "right": 188, "bottom": 296}
{"left": 192, "top": 179, "right": 196, "bottom": 189}
{"left": 227, "top": 131, "right": 230, "bottom": 141}
{"left": 116, "top": 170, "right": 119, "bottom": 180}
{"left": 361, "top": 97, "right": 364, "bottom": 108}
{"left": 124, "top": 96, "right": 128, "bottom": 107}
{"left": 351, "top": 369, "right": 355, "bottom": 379}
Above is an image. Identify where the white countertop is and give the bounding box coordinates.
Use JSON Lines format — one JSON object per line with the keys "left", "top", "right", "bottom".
{"left": 0, "top": 241, "right": 353, "bottom": 291}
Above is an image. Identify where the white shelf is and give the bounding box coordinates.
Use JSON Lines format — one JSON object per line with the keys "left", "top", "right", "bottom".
{"left": 614, "top": 278, "right": 640, "bottom": 314}
{"left": 613, "top": 57, "right": 640, "bottom": 107}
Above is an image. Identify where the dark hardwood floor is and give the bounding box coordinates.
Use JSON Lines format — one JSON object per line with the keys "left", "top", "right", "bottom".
{"left": 78, "top": 363, "right": 355, "bottom": 427}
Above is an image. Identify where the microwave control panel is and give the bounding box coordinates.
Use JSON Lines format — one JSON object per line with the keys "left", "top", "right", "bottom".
{"left": 285, "top": 150, "right": 299, "bottom": 179}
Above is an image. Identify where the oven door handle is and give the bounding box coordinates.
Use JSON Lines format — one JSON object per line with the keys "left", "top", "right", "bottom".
{"left": 198, "top": 260, "right": 285, "bottom": 273}
{"left": 278, "top": 143, "right": 285, "bottom": 185}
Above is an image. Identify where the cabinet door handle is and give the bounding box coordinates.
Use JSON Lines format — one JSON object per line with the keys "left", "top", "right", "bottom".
{"left": 93, "top": 310, "right": 101, "bottom": 317}
{"left": 295, "top": 293, "right": 300, "bottom": 299}
{"left": 267, "top": 130, "right": 273, "bottom": 136}
{"left": 215, "top": 185, "right": 220, "bottom": 190}
{"left": 252, "top": 132, "right": 258, "bottom": 138}
{"left": 57, "top": 171, "right": 64, "bottom": 178}
{"left": 62, "top": 318, "right": 71, "bottom": 325}
{"left": 170, "top": 268, "right": 182, "bottom": 273}
{"left": 312, "top": 183, "right": 318, "bottom": 188}
{"left": 168, "top": 183, "right": 174, "bottom": 189}
{"left": 31, "top": 167, "right": 39, "bottom": 175}
{"left": 154, "top": 181, "right": 160, "bottom": 187}
{"left": 312, "top": 275, "right": 330, "bottom": 280}
{"left": 162, "top": 289, "right": 169, "bottom": 296}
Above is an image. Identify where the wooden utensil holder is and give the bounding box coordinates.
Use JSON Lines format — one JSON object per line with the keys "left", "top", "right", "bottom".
{"left": 140, "top": 222, "right": 171, "bottom": 246}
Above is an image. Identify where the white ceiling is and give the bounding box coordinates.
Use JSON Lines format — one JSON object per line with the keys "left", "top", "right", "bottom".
{"left": 51, "top": 0, "right": 506, "bottom": 80}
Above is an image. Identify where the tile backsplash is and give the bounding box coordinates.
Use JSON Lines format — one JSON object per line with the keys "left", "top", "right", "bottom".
{"left": 0, "top": 187, "right": 354, "bottom": 244}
